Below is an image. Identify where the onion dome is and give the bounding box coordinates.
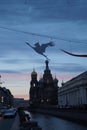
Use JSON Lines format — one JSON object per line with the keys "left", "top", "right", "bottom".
{"left": 54, "top": 76, "right": 58, "bottom": 83}
{"left": 31, "top": 69, "right": 37, "bottom": 76}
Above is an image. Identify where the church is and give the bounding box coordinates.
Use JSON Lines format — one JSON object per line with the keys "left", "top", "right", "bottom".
{"left": 29, "top": 60, "right": 58, "bottom": 106}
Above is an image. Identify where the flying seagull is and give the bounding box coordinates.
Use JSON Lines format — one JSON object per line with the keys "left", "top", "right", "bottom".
{"left": 61, "top": 49, "right": 87, "bottom": 57}
{"left": 26, "top": 41, "right": 55, "bottom": 59}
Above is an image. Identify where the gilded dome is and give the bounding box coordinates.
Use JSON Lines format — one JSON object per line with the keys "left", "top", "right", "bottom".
{"left": 31, "top": 69, "right": 37, "bottom": 76}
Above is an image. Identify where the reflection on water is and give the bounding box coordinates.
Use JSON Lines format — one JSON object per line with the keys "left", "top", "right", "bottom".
{"left": 30, "top": 113, "right": 87, "bottom": 130}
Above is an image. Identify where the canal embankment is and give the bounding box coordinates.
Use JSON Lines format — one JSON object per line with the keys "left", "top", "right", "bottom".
{"left": 28, "top": 107, "right": 87, "bottom": 125}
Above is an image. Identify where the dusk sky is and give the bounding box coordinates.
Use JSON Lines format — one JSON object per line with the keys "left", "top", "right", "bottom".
{"left": 0, "top": 0, "right": 87, "bottom": 99}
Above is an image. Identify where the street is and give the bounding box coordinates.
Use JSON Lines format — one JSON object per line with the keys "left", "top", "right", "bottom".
{"left": 30, "top": 113, "right": 87, "bottom": 130}
{"left": 0, "top": 117, "right": 14, "bottom": 130}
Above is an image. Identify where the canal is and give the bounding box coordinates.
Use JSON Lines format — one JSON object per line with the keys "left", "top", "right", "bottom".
{"left": 30, "top": 113, "right": 87, "bottom": 130}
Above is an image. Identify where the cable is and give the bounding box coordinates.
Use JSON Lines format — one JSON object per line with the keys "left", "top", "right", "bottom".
{"left": 0, "top": 26, "right": 87, "bottom": 44}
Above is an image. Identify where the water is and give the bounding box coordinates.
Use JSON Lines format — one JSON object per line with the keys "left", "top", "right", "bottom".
{"left": 30, "top": 113, "right": 87, "bottom": 130}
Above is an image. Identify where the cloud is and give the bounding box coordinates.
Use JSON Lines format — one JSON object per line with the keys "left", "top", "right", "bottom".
{"left": 23, "top": 0, "right": 87, "bottom": 22}
{"left": 0, "top": 70, "right": 19, "bottom": 73}
{"left": 0, "top": 0, "right": 87, "bottom": 25}
{"left": 1, "top": 21, "right": 87, "bottom": 55}
{"left": 51, "top": 63, "right": 87, "bottom": 73}
{"left": 14, "top": 94, "right": 29, "bottom": 100}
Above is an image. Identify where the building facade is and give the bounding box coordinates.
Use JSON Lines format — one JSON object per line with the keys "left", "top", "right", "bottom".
{"left": 0, "top": 87, "right": 14, "bottom": 108}
{"left": 29, "top": 60, "right": 59, "bottom": 106}
{"left": 58, "top": 71, "right": 87, "bottom": 108}
{"left": 0, "top": 75, "right": 14, "bottom": 108}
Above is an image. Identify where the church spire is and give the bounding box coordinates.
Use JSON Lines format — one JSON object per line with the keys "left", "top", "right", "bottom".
{"left": 45, "top": 60, "right": 49, "bottom": 70}
{"left": 43, "top": 60, "right": 53, "bottom": 82}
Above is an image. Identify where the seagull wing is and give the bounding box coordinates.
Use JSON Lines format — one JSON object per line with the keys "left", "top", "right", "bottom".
{"left": 25, "top": 42, "right": 34, "bottom": 49}
{"left": 61, "top": 49, "right": 87, "bottom": 57}
{"left": 41, "top": 42, "right": 55, "bottom": 53}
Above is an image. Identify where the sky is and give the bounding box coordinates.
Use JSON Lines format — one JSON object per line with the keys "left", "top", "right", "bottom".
{"left": 0, "top": 0, "right": 87, "bottom": 100}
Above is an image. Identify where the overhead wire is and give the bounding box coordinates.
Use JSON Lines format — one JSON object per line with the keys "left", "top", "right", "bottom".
{"left": 0, "top": 26, "right": 87, "bottom": 44}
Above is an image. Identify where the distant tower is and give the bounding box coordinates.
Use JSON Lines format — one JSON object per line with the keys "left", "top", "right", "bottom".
{"left": 29, "top": 69, "right": 38, "bottom": 105}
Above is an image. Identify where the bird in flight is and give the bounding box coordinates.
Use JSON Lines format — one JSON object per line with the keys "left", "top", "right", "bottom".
{"left": 26, "top": 41, "right": 55, "bottom": 59}
{"left": 61, "top": 49, "right": 87, "bottom": 57}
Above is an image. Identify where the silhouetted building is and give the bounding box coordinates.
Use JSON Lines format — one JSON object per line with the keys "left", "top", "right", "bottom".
{"left": 29, "top": 60, "right": 58, "bottom": 106}
{"left": 0, "top": 75, "right": 14, "bottom": 108}
{"left": 14, "top": 98, "right": 29, "bottom": 108}
{"left": 58, "top": 71, "right": 87, "bottom": 108}
{"left": 30, "top": 69, "right": 38, "bottom": 105}
{"left": 0, "top": 87, "right": 14, "bottom": 108}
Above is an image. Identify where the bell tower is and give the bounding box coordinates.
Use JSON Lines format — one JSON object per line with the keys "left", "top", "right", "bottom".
{"left": 31, "top": 69, "right": 38, "bottom": 87}
{"left": 29, "top": 69, "right": 38, "bottom": 105}
{"left": 43, "top": 60, "right": 53, "bottom": 82}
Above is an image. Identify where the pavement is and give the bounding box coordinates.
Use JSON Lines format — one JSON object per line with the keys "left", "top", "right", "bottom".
{"left": 10, "top": 114, "right": 20, "bottom": 130}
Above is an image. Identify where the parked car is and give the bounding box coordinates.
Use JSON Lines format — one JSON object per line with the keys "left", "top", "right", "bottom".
{"left": 3, "top": 108, "right": 17, "bottom": 118}
{"left": 0, "top": 106, "right": 8, "bottom": 116}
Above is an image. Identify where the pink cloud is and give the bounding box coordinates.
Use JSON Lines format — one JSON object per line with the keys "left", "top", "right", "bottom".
{"left": 14, "top": 94, "right": 29, "bottom": 100}
{"left": 0, "top": 72, "right": 79, "bottom": 99}
{"left": 52, "top": 73, "right": 80, "bottom": 86}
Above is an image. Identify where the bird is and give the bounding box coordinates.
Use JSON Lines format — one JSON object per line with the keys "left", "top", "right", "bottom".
{"left": 61, "top": 49, "right": 87, "bottom": 57}
{"left": 26, "top": 41, "right": 55, "bottom": 59}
